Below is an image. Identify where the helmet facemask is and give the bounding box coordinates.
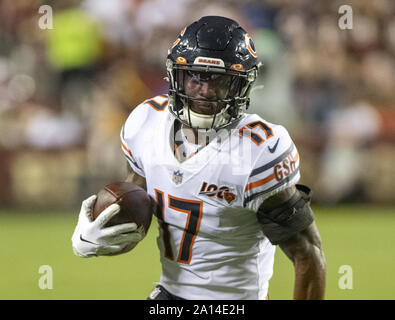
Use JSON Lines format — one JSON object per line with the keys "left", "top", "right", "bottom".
{"left": 167, "top": 60, "right": 257, "bottom": 129}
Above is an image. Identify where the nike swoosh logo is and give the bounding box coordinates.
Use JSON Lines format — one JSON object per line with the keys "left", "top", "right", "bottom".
{"left": 80, "top": 235, "right": 98, "bottom": 245}
{"left": 268, "top": 138, "right": 280, "bottom": 153}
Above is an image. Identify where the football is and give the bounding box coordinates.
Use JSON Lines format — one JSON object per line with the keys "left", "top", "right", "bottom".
{"left": 92, "top": 182, "right": 155, "bottom": 252}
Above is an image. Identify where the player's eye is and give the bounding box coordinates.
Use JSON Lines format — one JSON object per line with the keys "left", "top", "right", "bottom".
{"left": 186, "top": 71, "right": 204, "bottom": 82}
{"left": 186, "top": 71, "right": 231, "bottom": 84}
{"left": 186, "top": 71, "right": 218, "bottom": 81}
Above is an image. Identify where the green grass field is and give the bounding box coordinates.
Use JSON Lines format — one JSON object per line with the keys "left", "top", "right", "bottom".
{"left": 0, "top": 205, "right": 394, "bottom": 300}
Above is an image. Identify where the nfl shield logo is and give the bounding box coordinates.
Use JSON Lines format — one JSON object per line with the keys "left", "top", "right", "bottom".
{"left": 173, "top": 170, "right": 183, "bottom": 185}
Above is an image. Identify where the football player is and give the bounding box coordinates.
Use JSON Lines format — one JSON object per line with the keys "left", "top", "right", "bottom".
{"left": 72, "top": 16, "right": 326, "bottom": 300}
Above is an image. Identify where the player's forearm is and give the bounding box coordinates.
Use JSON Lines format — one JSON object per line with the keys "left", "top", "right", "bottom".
{"left": 293, "top": 245, "right": 326, "bottom": 300}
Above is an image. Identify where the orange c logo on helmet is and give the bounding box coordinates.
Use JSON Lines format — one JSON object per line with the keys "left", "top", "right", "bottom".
{"left": 230, "top": 64, "right": 244, "bottom": 71}
{"left": 246, "top": 34, "right": 257, "bottom": 58}
{"left": 176, "top": 57, "right": 187, "bottom": 64}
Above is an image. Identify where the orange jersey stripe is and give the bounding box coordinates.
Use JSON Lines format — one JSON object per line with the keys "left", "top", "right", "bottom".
{"left": 121, "top": 142, "right": 135, "bottom": 161}
{"left": 245, "top": 173, "right": 275, "bottom": 192}
{"left": 294, "top": 151, "right": 300, "bottom": 163}
{"left": 245, "top": 152, "right": 300, "bottom": 192}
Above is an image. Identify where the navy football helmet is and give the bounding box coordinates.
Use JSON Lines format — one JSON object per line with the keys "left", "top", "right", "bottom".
{"left": 166, "top": 16, "right": 259, "bottom": 129}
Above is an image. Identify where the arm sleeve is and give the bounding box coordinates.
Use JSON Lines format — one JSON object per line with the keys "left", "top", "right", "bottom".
{"left": 243, "top": 125, "right": 301, "bottom": 212}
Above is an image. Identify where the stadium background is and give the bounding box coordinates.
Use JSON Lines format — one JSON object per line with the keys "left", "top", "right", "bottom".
{"left": 0, "top": 0, "right": 394, "bottom": 299}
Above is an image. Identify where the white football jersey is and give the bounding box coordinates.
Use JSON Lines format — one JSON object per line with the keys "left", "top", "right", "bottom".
{"left": 121, "top": 95, "right": 300, "bottom": 300}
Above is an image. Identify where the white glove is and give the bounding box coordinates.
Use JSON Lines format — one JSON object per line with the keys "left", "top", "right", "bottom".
{"left": 71, "top": 195, "right": 145, "bottom": 257}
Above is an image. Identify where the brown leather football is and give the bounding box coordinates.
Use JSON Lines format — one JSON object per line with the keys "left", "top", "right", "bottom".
{"left": 92, "top": 182, "right": 155, "bottom": 235}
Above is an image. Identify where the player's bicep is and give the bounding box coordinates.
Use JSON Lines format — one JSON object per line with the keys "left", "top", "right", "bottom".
{"left": 261, "top": 185, "right": 297, "bottom": 209}
{"left": 256, "top": 184, "right": 315, "bottom": 245}
{"left": 125, "top": 162, "right": 147, "bottom": 191}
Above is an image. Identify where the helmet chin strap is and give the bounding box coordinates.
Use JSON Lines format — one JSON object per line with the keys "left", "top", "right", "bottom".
{"left": 180, "top": 104, "right": 230, "bottom": 129}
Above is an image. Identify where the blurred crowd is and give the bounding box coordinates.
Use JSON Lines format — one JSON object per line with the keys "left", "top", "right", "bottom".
{"left": 0, "top": 0, "right": 394, "bottom": 208}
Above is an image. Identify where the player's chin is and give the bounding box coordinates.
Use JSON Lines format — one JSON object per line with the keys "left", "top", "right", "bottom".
{"left": 190, "top": 101, "right": 218, "bottom": 115}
